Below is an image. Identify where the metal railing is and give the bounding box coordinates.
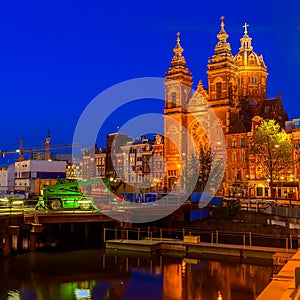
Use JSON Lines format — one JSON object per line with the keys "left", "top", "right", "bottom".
{"left": 103, "top": 226, "right": 298, "bottom": 252}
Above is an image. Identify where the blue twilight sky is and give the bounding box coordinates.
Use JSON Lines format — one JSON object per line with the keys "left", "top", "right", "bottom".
{"left": 0, "top": 0, "right": 299, "bottom": 157}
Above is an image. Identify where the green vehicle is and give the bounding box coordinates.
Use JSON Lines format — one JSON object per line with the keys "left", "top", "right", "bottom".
{"left": 36, "top": 179, "right": 99, "bottom": 211}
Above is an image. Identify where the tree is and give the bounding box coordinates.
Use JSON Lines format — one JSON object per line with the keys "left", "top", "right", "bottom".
{"left": 212, "top": 198, "right": 241, "bottom": 220}
{"left": 251, "top": 119, "right": 293, "bottom": 198}
{"left": 185, "top": 143, "right": 212, "bottom": 193}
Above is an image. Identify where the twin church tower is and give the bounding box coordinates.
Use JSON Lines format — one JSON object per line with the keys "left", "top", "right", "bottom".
{"left": 163, "top": 17, "right": 287, "bottom": 190}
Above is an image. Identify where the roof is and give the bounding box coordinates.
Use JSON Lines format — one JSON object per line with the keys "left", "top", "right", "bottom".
{"left": 258, "top": 97, "right": 288, "bottom": 127}
{"left": 229, "top": 118, "right": 250, "bottom": 134}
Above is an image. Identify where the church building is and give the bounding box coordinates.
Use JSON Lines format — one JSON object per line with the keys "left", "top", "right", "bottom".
{"left": 164, "top": 17, "right": 288, "bottom": 196}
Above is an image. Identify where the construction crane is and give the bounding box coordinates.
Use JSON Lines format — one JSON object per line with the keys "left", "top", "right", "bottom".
{"left": 0, "top": 132, "right": 79, "bottom": 161}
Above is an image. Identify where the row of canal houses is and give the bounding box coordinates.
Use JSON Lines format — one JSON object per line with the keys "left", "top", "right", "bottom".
{"left": 0, "top": 118, "right": 299, "bottom": 198}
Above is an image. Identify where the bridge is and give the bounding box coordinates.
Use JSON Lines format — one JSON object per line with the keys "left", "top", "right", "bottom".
{"left": 0, "top": 195, "right": 188, "bottom": 257}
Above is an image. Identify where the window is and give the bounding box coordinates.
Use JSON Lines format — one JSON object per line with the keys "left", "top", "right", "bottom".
{"left": 232, "top": 138, "right": 237, "bottom": 148}
{"left": 228, "top": 82, "right": 233, "bottom": 99}
{"left": 294, "top": 121, "right": 300, "bottom": 128}
{"left": 171, "top": 92, "right": 176, "bottom": 108}
{"left": 257, "top": 187, "right": 263, "bottom": 196}
{"left": 241, "top": 151, "right": 246, "bottom": 162}
{"left": 232, "top": 153, "right": 236, "bottom": 163}
{"left": 216, "top": 82, "right": 222, "bottom": 99}
{"left": 240, "top": 138, "right": 246, "bottom": 148}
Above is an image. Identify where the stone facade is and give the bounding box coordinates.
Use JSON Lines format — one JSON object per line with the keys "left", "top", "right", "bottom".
{"left": 164, "top": 17, "right": 289, "bottom": 197}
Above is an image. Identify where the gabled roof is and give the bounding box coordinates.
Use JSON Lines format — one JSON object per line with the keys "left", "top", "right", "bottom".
{"left": 258, "top": 97, "right": 288, "bottom": 127}
{"left": 229, "top": 118, "right": 250, "bottom": 134}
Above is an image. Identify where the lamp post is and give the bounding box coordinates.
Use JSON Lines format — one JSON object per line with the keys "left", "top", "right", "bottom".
{"left": 182, "top": 152, "right": 186, "bottom": 194}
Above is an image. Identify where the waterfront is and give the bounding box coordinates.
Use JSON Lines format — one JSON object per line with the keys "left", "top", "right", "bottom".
{"left": 0, "top": 249, "right": 273, "bottom": 300}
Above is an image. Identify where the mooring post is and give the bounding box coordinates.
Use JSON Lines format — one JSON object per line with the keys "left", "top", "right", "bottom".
{"left": 2, "top": 233, "right": 11, "bottom": 257}
{"left": 29, "top": 232, "right": 37, "bottom": 252}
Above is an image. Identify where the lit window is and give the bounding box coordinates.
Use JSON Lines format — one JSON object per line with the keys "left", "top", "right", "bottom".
{"left": 232, "top": 153, "right": 236, "bottom": 163}
{"left": 294, "top": 121, "right": 300, "bottom": 128}
{"left": 232, "top": 138, "right": 237, "bottom": 148}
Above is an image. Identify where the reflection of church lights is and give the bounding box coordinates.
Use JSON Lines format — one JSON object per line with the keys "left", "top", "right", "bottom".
{"left": 217, "top": 290, "right": 223, "bottom": 300}
{"left": 7, "top": 290, "right": 21, "bottom": 300}
{"left": 181, "top": 259, "right": 186, "bottom": 275}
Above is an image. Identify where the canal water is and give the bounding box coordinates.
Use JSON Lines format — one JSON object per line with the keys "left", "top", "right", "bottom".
{"left": 0, "top": 249, "right": 273, "bottom": 300}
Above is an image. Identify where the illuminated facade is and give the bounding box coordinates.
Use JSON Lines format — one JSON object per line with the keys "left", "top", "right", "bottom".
{"left": 164, "top": 17, "right": 288, "bottom": 195}
{"left": 117, "top": 135, "right": 164, "bottom": 192}
{"left": 80, "top": 135, "right": 164, "bottom": 193}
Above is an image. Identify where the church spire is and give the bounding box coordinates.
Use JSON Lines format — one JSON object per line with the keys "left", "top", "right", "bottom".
{"left": 239, "top": 22, "right": 253, "bottom": 51}
{"left": 170, "top": 32, "right": 186, "bottom": 68}
{"left": 165, "top": 32, "right": 192, "bottom": 86}
{"left": 235, "top": 22, "right": 268, "bottom": 104}
{"left": 217, "top": 16, "right": 229, "bottom": 42}
{"left": 214, "top": 16, "right": 232, "bottom": 55}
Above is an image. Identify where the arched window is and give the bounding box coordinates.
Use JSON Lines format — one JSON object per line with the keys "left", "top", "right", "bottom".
{"left": 171, "top": 92, "right": 176, "bottom": 108}
{"left": 216, "top": 82, "right": 222, "bottom": 99}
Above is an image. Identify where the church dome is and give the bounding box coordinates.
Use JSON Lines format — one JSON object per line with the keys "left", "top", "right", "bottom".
{"left": 234, "top": 23, "right": 266, "bottom": 68}
{"left": 235, "top": 50, "right": 266, "bottom": 67}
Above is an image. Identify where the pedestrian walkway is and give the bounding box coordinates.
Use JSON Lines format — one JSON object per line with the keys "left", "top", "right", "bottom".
{"left": 105, "top": 237, "right": 296, "bottom": 260}
{"left": 257, "top": 250, "right": 300, "bottom": 300}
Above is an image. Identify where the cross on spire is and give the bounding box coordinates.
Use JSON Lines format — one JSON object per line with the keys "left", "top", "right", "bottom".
{"left": 176, "top": 32, "right": 181, "bottom": 45}
{"left": 243, "top": 22, "right": 249, "bottom": 35}
{"left": 220, "top": 15, "right": 225, "bottom": 31}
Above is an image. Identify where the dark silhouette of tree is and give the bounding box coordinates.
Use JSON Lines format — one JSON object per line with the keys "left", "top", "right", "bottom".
{"left": 185, "top": 143, "right": 212, "bottom": 193}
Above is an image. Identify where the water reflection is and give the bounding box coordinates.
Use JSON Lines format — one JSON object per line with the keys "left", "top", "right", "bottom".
{"left": 0, "top": 249, "right": 272, "bottom": 300}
